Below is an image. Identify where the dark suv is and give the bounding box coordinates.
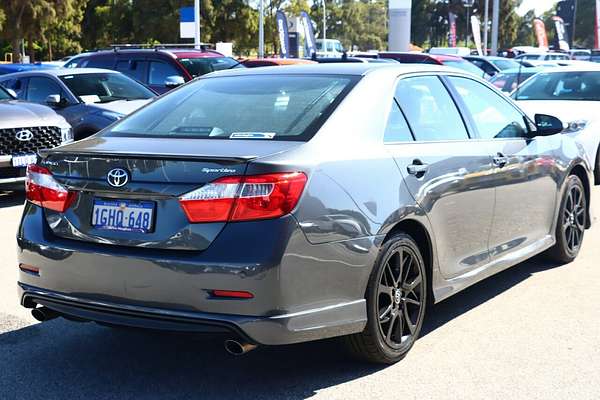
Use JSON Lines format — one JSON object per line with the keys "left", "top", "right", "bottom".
{"left": 64, "top": 47, "right": 242, "bottom": 94}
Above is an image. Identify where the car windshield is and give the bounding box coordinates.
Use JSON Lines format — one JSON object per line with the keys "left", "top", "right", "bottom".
{"left": 60, "top": 73, "right": 155, "bottom": 103}
{"left": 0, "top": 87, "right": 12, "bottom": 100}
{"left": 442, "top": 60, "right": 486, "bottom": 77}
{"left": 491, "top": 59, "right": 520, "bottom": 70}
{"left": 513, "top": 71, "right": 600, "bottom": 101}
{"left": 178, "top": 57, "right": 243, "bottom": 77}
{"left": 105, "top": 74, "right": 357, "bottom": 141}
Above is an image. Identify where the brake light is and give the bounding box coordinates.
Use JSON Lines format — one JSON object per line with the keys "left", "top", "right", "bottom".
{"left": 26, "top": 164, "right": 77, "bottom": 212}
{"left": 179, "top": 172, "right": 307, "bottom": 223}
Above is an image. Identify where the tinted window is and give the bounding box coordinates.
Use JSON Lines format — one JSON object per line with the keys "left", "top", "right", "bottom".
{"left": 149, "top": 61, "right": 182, "bottom": 85}
{"left": 178, "top": 57, "right": 241, "bottom": 77}
{"left": 0, "top": 86, "right": 12, "bottom": 100}
{"left": 26, "top": 77, "right": 62, "bottom": 103}
{"left": 395, "top": 76, "right": 468, "bottom": 141}
{"left": 116, "top": 60, "right": 148, "bottom": 83}
{"left": 384, "top": 101, "right": 413, "bottom": 143}
{"left": 86, "top": 57, "right": 115, "bottom": 69}
{"left": 449, "top": 76, "right": 527, "bottom": 139}
{"left": 513, "top": 71, "right": 600, "bottom": 101}
{"left": 60, "top": 73, "right": 155, "bottom": 103}
{"left": 0, "top": 78, "right": 25, "bottom": 96}
{"left": 106, "top": 74, "right": 357, "bottom": 141}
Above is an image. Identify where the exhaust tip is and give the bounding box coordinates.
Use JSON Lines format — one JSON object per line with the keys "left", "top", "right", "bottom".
{"left": 224, "top": 339, "right": 257, "bottom": 356}
{"left": 31, "top": 306, "right": 60, "bottom": 322}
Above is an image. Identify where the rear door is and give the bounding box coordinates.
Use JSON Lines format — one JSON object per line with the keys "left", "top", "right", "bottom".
{"left": 385, "top": 74, "right": 495, "bottom": 278}
{"left": 445, "top": 75, "right": 559, "bottom": 259}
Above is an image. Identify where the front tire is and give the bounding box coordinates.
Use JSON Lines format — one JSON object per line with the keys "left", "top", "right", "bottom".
{"left": 345, "top": 233, "right": 427, "bottom": 364}
{"left": 546, "top": 175, "right": 586, "bottom": 263}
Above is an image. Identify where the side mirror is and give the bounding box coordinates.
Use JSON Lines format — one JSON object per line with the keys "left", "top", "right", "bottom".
{"left": 6, "top": 88, "right": 17, "bottom": 98}
{"left": 164, "top": 75, "right": 185, "bottom": 88}
{"left": 45, "top": 94, "right": 63, "bottom": 107}
{"left": 534, "top": 114, "right": 564, "bottom": 136}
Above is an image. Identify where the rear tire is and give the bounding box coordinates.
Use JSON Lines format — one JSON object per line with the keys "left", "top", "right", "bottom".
{"left": 345, "top": 233, "right": 427, "bottom": 364}
{"left": 545, "top": 175, "right": 586, "bottom": 263}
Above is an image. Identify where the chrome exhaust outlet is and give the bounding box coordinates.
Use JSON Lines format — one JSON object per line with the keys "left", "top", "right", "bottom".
{"left": 31, "top": 306, "right": 61, "bottom": 322}
{"left": 224, "top": 339, "right": 257, "bottom": 356}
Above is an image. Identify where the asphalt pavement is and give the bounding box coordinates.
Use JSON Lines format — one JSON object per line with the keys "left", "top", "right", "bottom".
{"left": 0, "top": 189, "right": 599, "bottom": 400}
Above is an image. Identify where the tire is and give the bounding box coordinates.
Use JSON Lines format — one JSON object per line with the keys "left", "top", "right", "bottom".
{"left": 345, "top": 233, "right": 427, "bottom": 364}
{"left": 545, "top": 174, "right": 587, "bottom": 263}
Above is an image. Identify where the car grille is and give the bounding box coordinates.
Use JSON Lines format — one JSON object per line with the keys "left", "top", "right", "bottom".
{"left": 0, "top": 126, "right": 62, "bottom": 155}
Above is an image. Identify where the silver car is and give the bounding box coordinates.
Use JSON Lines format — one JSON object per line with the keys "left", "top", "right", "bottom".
{"left": 17, "top": 64, "right": 592, "bottom": 364}
{"left": 0, "top": 86, "right": 72, "bottom": 189}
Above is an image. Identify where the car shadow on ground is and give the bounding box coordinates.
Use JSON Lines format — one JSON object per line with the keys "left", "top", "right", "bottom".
{"left": 0, "top": 190, "right": 24, "bottom": 208}
{"left": 0, "top": 258, "right": 567, "bottom": 400}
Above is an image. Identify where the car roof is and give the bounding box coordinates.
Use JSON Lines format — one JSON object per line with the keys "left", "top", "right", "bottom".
{"left": 533, "top": 63, "right": 600, "bottom": 72}
{"left": 497, "top": 66, "right": 547, "bottom": 74}
{"left": 205, "top": 63, "right": 464, "bottom": 78}
{"left": 83, "top": 48, "right": 224, "bottom": 59}
{"left": 0, "top": 68, "right": 121, "bottom": 79}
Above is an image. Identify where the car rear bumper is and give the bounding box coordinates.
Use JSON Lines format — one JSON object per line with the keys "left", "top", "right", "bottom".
{"left": 17, "top": 203, "right": 374, "bottom": 345}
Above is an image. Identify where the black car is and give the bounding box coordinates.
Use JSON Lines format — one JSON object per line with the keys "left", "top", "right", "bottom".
{"left": 64, "top": 46, "right": 243, "bottom": 94}
{"left": 0, "top": 68, "right": 156, "bottom": 140}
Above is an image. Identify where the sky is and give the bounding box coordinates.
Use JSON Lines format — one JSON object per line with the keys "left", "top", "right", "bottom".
{"left": 517, "top": 0, "right": 556, "bottom": 16}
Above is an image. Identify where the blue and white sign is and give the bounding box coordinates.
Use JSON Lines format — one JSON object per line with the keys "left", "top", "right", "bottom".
{"left": 180, "top": 7, "right": 195, "bottom": 39}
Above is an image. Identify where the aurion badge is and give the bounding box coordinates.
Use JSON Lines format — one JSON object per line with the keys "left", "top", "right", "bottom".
{"left": 107, "top": 168, "right": 129, "bottom": 188}
{"left": 15, "top": 130, "right": 34, "bottom": 141}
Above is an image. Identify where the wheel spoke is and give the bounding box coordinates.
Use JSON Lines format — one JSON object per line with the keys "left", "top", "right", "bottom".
{"left": 386, "top": 313, "right": 398, "bottom": 342}
{"left": 379, "top": 283, "right": 393, "bottom": 298}
{"left": 403, "top": 303, "right": 416, "bottom": 335}
{"left": 402, "top": 274, "right": 422, "bottom": 292}
{"left": 404, "top": 297, "right": 421, "bottom": 306}
{"left": 379, "top": 304, "right": 392, "bottom": 322}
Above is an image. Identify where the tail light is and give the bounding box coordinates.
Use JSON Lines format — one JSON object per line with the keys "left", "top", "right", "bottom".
{"left": 26, "top": 164, "right": 77, "bottom": 212}
{"left": 179, "top": 172, "right": 307, "bottom": 223}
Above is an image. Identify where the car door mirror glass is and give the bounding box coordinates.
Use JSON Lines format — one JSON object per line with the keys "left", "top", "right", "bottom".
{"left": 45, "top": 94, "right": 63, "bottom": 107}
{"left": 164, "top": 75, "right": 185, "bottom": 88}
{"left": 534, "top": 114, "right": 564, "bottom": 136}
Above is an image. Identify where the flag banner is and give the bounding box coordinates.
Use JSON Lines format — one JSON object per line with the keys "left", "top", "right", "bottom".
{"left": 552, "top": 16, "right": 570, "bottom": 51}
{"left": 276, "top": 10, "right": 290, "bottom": 58}
{"left": 596, "top": 0, "right": 600, "bottom": 48}
{"left": 556, "top": 0, "right": 575, "bottom": 47}
{"left": 300, "top": 11, "right": 317, "bottom": 57}
{"left": 471, "top": 16, "right": 482, "bottom": 56}
{"left": 533, "top": 18, "right": 549, "bottom": 50}
{"left": 448, "top": 12, "right": 457, "bottom": 47}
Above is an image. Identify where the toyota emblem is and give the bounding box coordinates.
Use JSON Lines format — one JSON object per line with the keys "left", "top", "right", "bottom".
{"left": 107, "top": 168, "right": 129, "bottom": 188}
{"left": 15, "top": 130, "right": 34, "bottom": 142}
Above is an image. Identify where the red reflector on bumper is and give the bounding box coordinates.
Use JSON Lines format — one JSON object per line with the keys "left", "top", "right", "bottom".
{"left": 211, "top": 290, "right": 254, "bottom": 299}
{"left": 19, "top": 264, "right": 40, "bottom": 275}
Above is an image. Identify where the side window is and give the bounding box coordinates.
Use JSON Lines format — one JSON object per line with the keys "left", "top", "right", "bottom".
{"left": 149, "top": 61, "right": 181, "bottom": 85}
{"left": 115, "top": 60, "right": 148, "bottom": 83}
{"left": 0, "top": 78, "right": 25, "bottom": 97}
{"left": 395, "top": 76, "right": 468, "bottom": 141}
{"left": 26, "top": 77, "right": 62, "bottom": 104}
{"left": 87, "top": 57, "right": 115, "bottom": 69}
{"left": 384, "top": 101, "right": 413, "bottom": 143}
{"left": 448, "top": 76, "right": 528, "bottom": 139}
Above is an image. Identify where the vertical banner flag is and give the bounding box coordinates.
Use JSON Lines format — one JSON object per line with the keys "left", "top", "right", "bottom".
{"left": 556, "top": 0, "right": 576, "bottom": 47}
{"left": 180, "top": 7, "right": 195, "bottom": 39}
{"left": 552, "top": 16, "right": 570, "bottom": 51}
{"left": 471, "top": 16, "right": 483, "bottom": 56}
{"left": 300, "top": 11, "right": 317, "bottom": 57}
{"left": 448, "top": 12, "right": 457, "bottom": 47}
{"left": 596, "top": 0, "right": 600, "bottom": 49}
{"left": 275, "top": 10, "right": 290, "bottom": 58}
{"left": 533, "top": 18, "right": 549, "bottom": 50}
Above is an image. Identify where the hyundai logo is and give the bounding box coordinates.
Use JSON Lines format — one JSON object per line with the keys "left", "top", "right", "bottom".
{"left": 106, "top": 168, "right": 129, "bottom": 188}
{"left": 15, "top": 130, "right": 34, "bottom": 142}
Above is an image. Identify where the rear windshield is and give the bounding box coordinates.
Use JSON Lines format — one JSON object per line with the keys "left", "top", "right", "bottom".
{"left": 178, "top": 57, "right": 243, "bottom": 77}
{"left": 60, "top": 73, "right": 155, "bottom": 103}
{"left": 105, "top": 74, "right": 357, "bottom": 141}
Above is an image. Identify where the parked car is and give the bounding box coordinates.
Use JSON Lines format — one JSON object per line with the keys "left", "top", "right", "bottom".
{"left": 64, "top": 46, "right": 243, "bottom": 93}
{"left": 0, "top": 68, "right": 156, "bottom": 140}
{"left": 513, "top": 64, "right": 600, "bottom": 184}
{"left": 312, "top": 56, "right": 398, "bottom": 64}
{"left": 429, "top": 47, "right": 471, "bottom": 56}
{"left": 0, "top": 63, "right": 59, "bottom": 75}
{"left": 241, "top": 58, "right": 316, "bottom": 68}
{"left": 0, "top": 85, "right": 72, "bottom": 190}
{"left": 379, "top": 52, "right": 488, "bottom": 78}
{"left": 515, "top": 52, "right": 570, "bottom": 62}
{"left": 488, "top": 66, "right": 545, "bottom": 93}
{"left": 17, "top": 64, "right": 591, "bottom": 364}
{"left": 569, "top": 49, "right": 591, "bottom": 61}
{"left": 463, "top": 56, "right": 521, "bottom": 77}
{"left": 315, "top": 39, "right": 345, "bottom": 58}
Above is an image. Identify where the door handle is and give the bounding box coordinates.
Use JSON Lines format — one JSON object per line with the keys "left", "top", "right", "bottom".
{"left": 492, "top": 153, "right": 508, "bottom": 168}
{"left": 407, "top": 160, "right": 429, "bottom": 176}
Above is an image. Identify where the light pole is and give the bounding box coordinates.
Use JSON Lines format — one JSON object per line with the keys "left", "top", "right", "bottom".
{"left": 483, "top": 0, "right": 489, "bottom": 54}
{"left": 463, "top": 0, "right": 474, "bottom": 47}
{"left": 323, "top": 0, "right": 327, "bottom": 42}
{"left": 491, "top": 0, "right": 499, "bottom": 56}
{"left": 258, "top": 0, "right": 264, "bottom": 58}
{"left": 194, "top": 0, "right": 201, "bottom": 49}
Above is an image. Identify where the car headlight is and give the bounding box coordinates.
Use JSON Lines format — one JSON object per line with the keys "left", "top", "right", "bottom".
{"left": 60, "top": 127, "right": 73, "bottom": 144}
{"left": 101, "top": 111, "right": 124, "bottom": 121}
{"left": 564, "top": 120, "right": 588, "bottom": 133}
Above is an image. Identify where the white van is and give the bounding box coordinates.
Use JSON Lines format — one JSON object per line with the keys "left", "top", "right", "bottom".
{"left": 316, "top": 39, "right": 345, "bottom": 58}
{"left": 429, "top": 47, "right": 471, "bottom": 56}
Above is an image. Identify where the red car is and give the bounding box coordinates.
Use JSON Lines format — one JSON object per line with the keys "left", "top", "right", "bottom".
{"left": 379, "top": 52, "right": 488, "bottom": 78}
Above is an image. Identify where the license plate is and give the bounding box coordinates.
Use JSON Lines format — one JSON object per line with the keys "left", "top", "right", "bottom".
{"left": 12, "top": 154, "right": 37, "bottom": 167}
{"left": 91, "top": 199, "right": 155, "bottom": 233}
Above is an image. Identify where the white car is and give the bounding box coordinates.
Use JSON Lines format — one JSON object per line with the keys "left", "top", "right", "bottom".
{"left": 513, "top": 64, "right": 600, "bottom": 182}
{"left": 515, "top": 52, "right": 571, "bottom": 62}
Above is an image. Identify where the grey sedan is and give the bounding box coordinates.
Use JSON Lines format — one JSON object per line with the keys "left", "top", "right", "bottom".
{"left": 17, "top": 64, "right": 592, "bottom": 364}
